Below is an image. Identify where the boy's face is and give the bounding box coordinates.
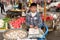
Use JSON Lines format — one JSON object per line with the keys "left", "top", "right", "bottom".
{"left": 30, "top": 6, "right": 37, "bottom": 13}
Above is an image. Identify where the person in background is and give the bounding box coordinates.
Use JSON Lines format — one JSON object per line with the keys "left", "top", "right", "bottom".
{"left": 18, "top": 3, "right": 22, "bottom": 9}
{"left": 0, "top": 2, "right": 5, "bottom": 14}
{"left": 26, "top": 3, "right": 42, "bottom": 29}
{"left": 5, "top": 2, "right": 12, "bottom": 12}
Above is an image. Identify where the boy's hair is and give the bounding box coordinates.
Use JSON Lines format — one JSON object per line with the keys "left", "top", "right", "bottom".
{"left": 30, "top": 3, "right": 37, "bottom": 7}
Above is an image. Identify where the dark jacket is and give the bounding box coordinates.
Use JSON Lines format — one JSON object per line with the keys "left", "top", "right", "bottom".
{"left": 26, "top": 12, "right": 42, "bottom": 27}
{"left": 0, "top": 2, "right": 4, "bottom": 7}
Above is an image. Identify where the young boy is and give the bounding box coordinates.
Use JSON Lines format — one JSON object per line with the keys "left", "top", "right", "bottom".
{"left": 26, "top": 3, "right": 42, "bottom": 28}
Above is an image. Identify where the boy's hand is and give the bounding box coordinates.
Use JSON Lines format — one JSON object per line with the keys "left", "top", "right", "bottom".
{"left": 30, "top": 25, "right": 33, "bottom": 28}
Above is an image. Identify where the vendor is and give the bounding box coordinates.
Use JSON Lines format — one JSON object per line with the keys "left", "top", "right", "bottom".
{"left": 0, "top": 1, "right": 5, "bottom": 14}
{"left": 26, "top": 3, "right": 42, "bottom": 29}
{"left": 5, "top": 3, "right": 12, "bottom": 12}
{"left": 18, "top": 3, "right": 22, "bottom": 9}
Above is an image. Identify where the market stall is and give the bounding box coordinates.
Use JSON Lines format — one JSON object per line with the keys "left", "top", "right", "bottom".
{"left": 0, "top": 0, "right": 49, "bottom": 40}
{"left": 3, "top": 23, "right": 48, "bottom": 40}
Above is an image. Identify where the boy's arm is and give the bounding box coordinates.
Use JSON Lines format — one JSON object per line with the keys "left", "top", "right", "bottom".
{"left": 26, "top": 14, "right": 34, "bottom": 28}
{"left": 26, "top": 14, "right": 31, "bottom": 26}
{"left": 38, "top": 14, "right": 42, "bottom": 27}
{"left": 35, "top": 13, "right": 42, "bottom": 28}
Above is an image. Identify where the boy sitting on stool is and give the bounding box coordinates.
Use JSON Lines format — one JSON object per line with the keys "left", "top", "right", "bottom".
{"left": 26, "top": 3, "right": 42, "bottom": 29}
{"left": 26, "top": 3, "right": 44, "bottom": 38}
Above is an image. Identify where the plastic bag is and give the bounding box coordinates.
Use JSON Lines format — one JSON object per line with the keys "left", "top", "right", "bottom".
{"left": 28, "top": 28, "right": 44, "bottom": 38}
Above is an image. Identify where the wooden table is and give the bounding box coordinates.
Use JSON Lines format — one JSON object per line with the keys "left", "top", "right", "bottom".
{"left": 9, "top": 9, "right": 26, "bottom": 12}
{"left": 6, "top": 9, "right": 26, "bottom": 18}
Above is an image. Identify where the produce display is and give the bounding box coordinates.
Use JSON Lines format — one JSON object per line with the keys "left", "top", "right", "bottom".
{"left": 41, "top": 14, "right": 53, "bottom": 21}
{"left": 3, "top": 29, "right": 28, "bottom": 40}
{"left": 53, "top": 14, "right": 60, "bottom": 30}
{"left": 9, "top": 17, "right": 26, "bottom": 29}
{"left": 0, "top": 18, "right": 10, "bottom": 29}
{"left": 0, "top": 19, "right": 4, "bottom": 28}
{"left": 41, "top": 13, "right": 53, "bottom": 28}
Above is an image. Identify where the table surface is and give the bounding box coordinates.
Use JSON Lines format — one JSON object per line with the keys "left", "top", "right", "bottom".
{"left": 9, "top": 9, "right": 26, "bottom": 12}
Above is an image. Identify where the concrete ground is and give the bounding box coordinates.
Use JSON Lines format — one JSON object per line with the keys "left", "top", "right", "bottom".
{"left": 0, "top": 32, "right": 4, "bottom": 40}
{"left": 47, "top": 30, "right": 60, "bottom": 40}
{"left": 0, "top": 8, "right": 6, "bottom": 19}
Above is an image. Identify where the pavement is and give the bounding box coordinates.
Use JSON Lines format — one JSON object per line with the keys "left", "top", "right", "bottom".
{"left": 0, "top": 8, "right": 6, "bottom": 19}
{"left": 47, "top": 30, "right": 60, "bottom": 40}
{"left": 0, "top": 32, "right": 3, "bottom": 40}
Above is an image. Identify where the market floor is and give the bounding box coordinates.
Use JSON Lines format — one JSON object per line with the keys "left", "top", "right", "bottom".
{"left": 47, "top": 30, "right": 60, "bottom": 40}
{"left": 0, "top": 32, "right": 4, "bottom": 40}
{"left": 0, "top": 30, "right": 60, "bottom": 40}
{"left": 0, "top": 8, "right": 7, "bottom": 19}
